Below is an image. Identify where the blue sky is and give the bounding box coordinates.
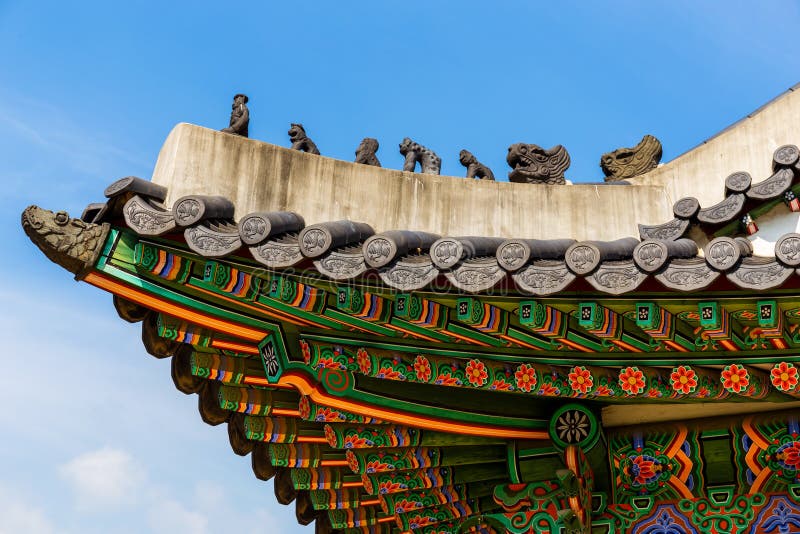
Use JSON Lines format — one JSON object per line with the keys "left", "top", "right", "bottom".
{"left": 2, "top": 1, "right": 800, "bottom": 532}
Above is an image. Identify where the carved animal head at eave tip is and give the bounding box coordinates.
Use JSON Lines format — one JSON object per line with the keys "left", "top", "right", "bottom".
{"left": 21, "top": 205, "right": 108, "bottom": 275}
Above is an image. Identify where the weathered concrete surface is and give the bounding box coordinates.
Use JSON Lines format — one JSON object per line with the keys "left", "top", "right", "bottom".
{"left": 152, "top": 124, "right": 670, "bottom": 240}
{"left": 631, "top": 85, "right": 800, "bottom": 207}
{"left": 149, "top": 86, "right": 800, "bottom": 240}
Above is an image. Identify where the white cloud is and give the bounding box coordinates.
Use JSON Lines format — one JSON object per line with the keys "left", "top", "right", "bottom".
{"left": 0, "top": 483, "right": 56, "bottom": 534}
{"left": 59, "top": 447, "right": 145, "bottom": 511}
{"left": 146, "top": 496, "right": 208, "bottom": 534}
{"left": 2, "top": 285, "right": 307, "bottom": 533}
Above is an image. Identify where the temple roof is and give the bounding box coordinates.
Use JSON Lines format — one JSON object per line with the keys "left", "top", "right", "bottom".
{"left": 89, "top": 141, "right": 800, "bottom": 296}
{"left": 22, "top": 87, "right": 800, "bottom": 533}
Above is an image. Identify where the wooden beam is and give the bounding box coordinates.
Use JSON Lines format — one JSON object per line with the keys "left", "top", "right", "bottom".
{"left": 602, "top": 401, "right": 800, "bottom": 427}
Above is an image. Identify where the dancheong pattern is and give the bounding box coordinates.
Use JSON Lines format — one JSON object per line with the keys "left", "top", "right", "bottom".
{"left": 24, "top": 143, "right": 800, "bottom": 533}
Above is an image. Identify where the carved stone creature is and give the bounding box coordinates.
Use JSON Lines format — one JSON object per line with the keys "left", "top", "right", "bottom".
{"left": 220, "top": 94, "right": 249, "bottom": 137}
{"left": 288, "top": 123, "right": 320, "bottom": 155}
{"left": 506, "top": 144, "right": 570, "bottom": 184}
{"left": 399, "top": 137, "right": 441, "bottom": 175}
{"left": 354, "top": 137, "right": 381, "bottom": 167}
{"left": 21, "top": 205, "right": 109, "bottom": 275}
{"left": 459, "top": 150, "right": 495, "bottom": 180}
{"left": 600, "top": 134, "right": 662, "bottom": 181}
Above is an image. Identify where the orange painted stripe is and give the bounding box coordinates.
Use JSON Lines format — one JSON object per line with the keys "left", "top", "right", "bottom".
{"left": 667, "top": 475, "right": 694, "bottom": 499}
{"left": 499, "top": 334, "right": 540, "bottom": 350}
{"left": 663, "top": 340, "right": 688, "bottom": 352}
{"left": 750, "top": 466, "right": 773, "bottom": 494}
{"left": 85, "top": 272, "right": 266, "bottom": 341}
{"left": 377, "top": 516, "right": 396, "bottom": 524}
{"left": 297, "top": 437, "right": 329, "bottom": 444}
{"left": 771, "top": 338, "right": 788, "bottom": 350}
{"left": 719, "top": 339, "right": 739, "bottom": 352}
{"left": 272, "top": 409, "right": 301, "bottom": 417}
{"left": 244, "top": 376, "right": 269, "bottom": 386}
{"left": 558, "top": 338, "right": 594, "bottom": 353}
{"left": 666, "top": 425, "right": 688, "bottom": 457}
{"left": 443, "top": 330, "right": 491, "bottom": 347}
{"left": 745, "top": 438, "right": 764, "bottom": 475}
{"left": 191, "top": 285, "right": 311, "bottom": 328}
{"left": 675, "top": 450, "right": 691, "bottom": 483}
{"left": 223, "top": 273, "right": 238, "bottom": 293}
{"left": 743, "top": 417, "right": 771, "bottom": 450}
{"left": 361, "top": 499, "right": 380, "bottom": 506}
{"left": 612, "top": 340, "right": 641, "bottom": 353}
{"left": 289, "top": 288, "right": 306, "bottom": 308}
{"left": 322, "top": 460, "right": 350, "bottom": 467}
{"left": 342, "top": 482, "right": 364, "bottom": 488}
{"left": 153, "top": 250, "right": 167, "bottom": 274}
{"left": 211, "top": 339, "right": 259, "bottom": 354}
{"left": 385, "top": 323, "right": 440, "bottom": 343}
{"left": 280, "top": 370, "right": 548, "bottom": 440}
{"left": 324, "top": 314, "right": 380, "bottom": 336}
{"left": 242, "top": 376, "right": 294, "bottom": 390}
{"left": 86, "top": 271, "right": 547, "bottom": 440}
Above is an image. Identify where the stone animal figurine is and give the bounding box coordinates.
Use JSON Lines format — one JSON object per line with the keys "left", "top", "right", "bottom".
{"left": 220, "top": 93, "right": 249, "bottom": 137}
{"left": 506, "top": 143, "right": 571, "bottom": 184}
{"left": 600, "top": 134, "right": 663, "bottom": 181}
{"left": 354, "top": 137, "right": 381, "bottom": 167}
{"left": 459, "top": 150, "right": 495, "bottom": 180}
{"left": 21, "top": 205, "right": 108, "bottom": 275}
{"left": 288, "top": 123, "right": 320, "bottom": 155}
{"left": 399, "top": 137, "right": 441, "bottom": 175}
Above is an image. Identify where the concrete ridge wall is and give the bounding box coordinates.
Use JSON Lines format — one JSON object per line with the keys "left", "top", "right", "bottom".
{"left": 151, "top": 124, "right": 670, "bottom": 241}
{"left": 631, "top": 86, "right": 800, "bottom": 207}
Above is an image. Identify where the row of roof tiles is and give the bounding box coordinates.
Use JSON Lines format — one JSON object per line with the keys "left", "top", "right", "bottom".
{"left": 83, "top": 144, "right": 800, "bottom": 295}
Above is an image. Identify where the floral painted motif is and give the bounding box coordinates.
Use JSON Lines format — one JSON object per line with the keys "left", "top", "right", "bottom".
{"left": 298, "top": 396, "right": 311, "bottom": 419}
{"left": 771, "top": 362, "right": 799, "bottom": 392}
{"left": 594, "top": 385, "right": 613, "bottom": 397}
{"left": 392, "top": 499, "right": 423, "bottom": 514}
{"left": 623, "top": 454, "right": 665, "bottom": 486}
{"left": 378, "top": 481, "right": 408, "bottom": 494}
{"left": 619, "top": 367, "right": 646, "bottom": 395}
{"left": 324, "top": 425, "right": 337, "bottom": 446}
{"left": 770, "top": 441, "right": 800, "bottom": 472}
{"left": 365, "top": 460, "right": 393, "bottom": 473}
{"left": 375, "top": 366, "right": 404, "bottom": 381}
{"left": 300, "top": 340, "right": 311, "bottom": 365}
{"left": 314, "top": 407, "right": 345, "bottom": 422}
{"left": 316, "top": 357, "right": 345, "bottom": 370}
{"left": 465, "top": 359, "right": 488, "bottom": 387}
{"left": 538, "top": 383, "right": 560, "bottom": 396}
{"left": 435, "top": 373, "right": 463, "bottom": 387}
{"left": 343, "top": 434, "right": 372, "bottom": 449}
{"left": 356, "top": 348, "right": 372, "bottom": 375}
{"left": 638, "top": 509, "right": 694, "bottom": 534}
{"left": 413, "top": 355, "right": 432, "bottom": 382}
{"left": 568, "top": 366, "right": 593, "bottom": 394}
{"left": 346, "top": 451, "right": 361, "bottom": 474}
{"left": 408, "top": 515, "right": 435, "bottom": 529}
{"left": 670, "top": 365, "right": 697, "bottom": 395}
{"left": 762, "top": 500, "right": 800, "bottom": 534}
{"left": 514, "top": 364, "right": 538, "bottom": 392}
{"left": 721, "top": 363, "right": 749, "bottom": 394}
{"left": 489, "top": 379, "right": 514, "bottom": 391}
